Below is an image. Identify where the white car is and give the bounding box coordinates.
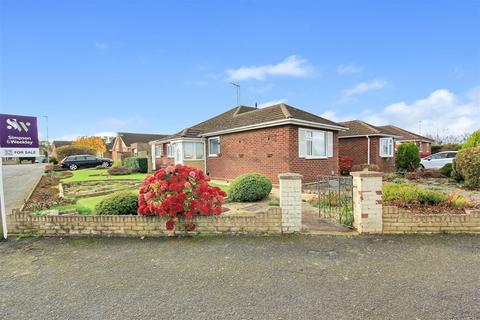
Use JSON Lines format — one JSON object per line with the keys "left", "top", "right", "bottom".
{"left": 420, "top": 151, "right": 458, "bottom": 169}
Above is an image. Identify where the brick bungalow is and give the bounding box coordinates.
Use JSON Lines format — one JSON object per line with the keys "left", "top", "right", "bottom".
{"left": 378, "top": 125, "right": 435, "bottom": 157}
{"left": 111, "top": 132, "right": 167, "bottom": 162}
{"left": 338, "top": 120, "right": 401, "bottom": 172}
{"left": 149, "top": 104, "right": 347, "bottom": 183}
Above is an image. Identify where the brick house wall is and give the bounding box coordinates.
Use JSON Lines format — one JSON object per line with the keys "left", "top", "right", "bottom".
{"left": 206, "top": 125, "right": 338, "bottom": 183}
{"left": 339, "top": 136, "right": 395, "bottom": 172}
{"left": 154, "top": 143, "right": 175, "bottom": 169}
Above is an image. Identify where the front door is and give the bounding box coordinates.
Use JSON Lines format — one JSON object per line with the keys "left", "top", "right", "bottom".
{"left": 174, "top": 143, "right": 183, "bottom": 165}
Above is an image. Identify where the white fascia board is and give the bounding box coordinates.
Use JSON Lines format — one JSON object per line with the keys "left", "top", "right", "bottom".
{"left": 339, "top": 134, "right": 401, "bottom": 139}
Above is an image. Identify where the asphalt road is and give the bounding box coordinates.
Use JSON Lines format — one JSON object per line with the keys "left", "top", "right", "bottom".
{"left": 1, "top": 234, "right": 479, "bottom": 319}
{"left": 1, "top": 163, "right": 45, "bottom": 214}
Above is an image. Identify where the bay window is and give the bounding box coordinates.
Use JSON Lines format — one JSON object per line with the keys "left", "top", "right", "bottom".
{"left": 208, "top": 137, "right": 220, "bottom": 157}
{"left": 183, "top": 142, "right": 204, "bottom": 160}
{"left": 154, "top": 145, "right": 162, "bottom": 157}
{"left": 380, "top": 138, "right": 394, "bottom": 157}
{"left": 167, "top": 143, "right": 174, "bottom": 157}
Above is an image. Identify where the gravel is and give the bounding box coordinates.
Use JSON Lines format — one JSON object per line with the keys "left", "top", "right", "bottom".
{"left": 1, "top": 234, "right": 479, "bottom": 319}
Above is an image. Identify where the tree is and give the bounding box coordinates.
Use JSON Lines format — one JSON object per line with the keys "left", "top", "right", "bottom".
{"left": 396, "top": 142, "right": 420, "bottom": 172}
{"left": 73, "top": 136, "right": 106, "bottom": 155}
{"left": 462, "top": 130, "right": 480, "bottom": 149}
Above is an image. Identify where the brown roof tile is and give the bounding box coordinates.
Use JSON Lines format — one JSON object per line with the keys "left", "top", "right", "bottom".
{"left": 378, "top": 125, "right": 434, "bottom": 142}
{"left": 117, "top": 132, "right": 168, "bottom": 145}
{"left": 338, "top": 120, "right": 396, "bottom": 137}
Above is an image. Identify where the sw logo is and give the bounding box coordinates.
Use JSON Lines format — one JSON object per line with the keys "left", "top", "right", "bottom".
{"left": 6, "top": 118, "right": 31, "bottom": 132}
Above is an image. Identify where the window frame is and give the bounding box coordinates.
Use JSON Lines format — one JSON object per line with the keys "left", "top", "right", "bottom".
{"left": 154, "top": 145, "right": 163, "bottom": 158}
{"left": 304, "top": 129, "right": 327, "bottom": 159}
{"left": 167, "top": 143, "right": 174, "bottom": 158}
{"left": 183, "top": 142, "right": 205, "bottom": 160}
{"left": 379, "top": 137, "right": 394, "bottom": 158}
{"left": 208, "top": 137, "right": 220, "bottom": 157}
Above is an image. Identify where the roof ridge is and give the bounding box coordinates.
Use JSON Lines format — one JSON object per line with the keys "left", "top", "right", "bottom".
{"left": 279, "top": 103, "right": 291, "bottom": 118}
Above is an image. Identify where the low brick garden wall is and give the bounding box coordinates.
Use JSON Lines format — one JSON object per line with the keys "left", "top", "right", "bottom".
{"left": 383, "top": 206, "right": 480, "bottom": 233}
{"left": 7, "top": 207, "right": 282, "bottom": 237}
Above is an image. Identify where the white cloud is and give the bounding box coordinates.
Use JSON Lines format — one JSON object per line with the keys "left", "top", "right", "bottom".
{"left": 257, "top": 99, "right": 288, "bottom": 108}
{"left": 324, "top": 86, "right": 480, "bottom": 135}
{"left": 342, "top": 79, "right": 387, "bottom": 99}
{"left": 93, "top": 131, "right": 116, "bottom": 138}
{"left": 226, "top": 55, "right": 311, "bottom": 81}
{"left": 95, "top": 42, "right": 109, "bottom": 50}
{"left": 337, "top": 63, "right": 363, "bottom": 75}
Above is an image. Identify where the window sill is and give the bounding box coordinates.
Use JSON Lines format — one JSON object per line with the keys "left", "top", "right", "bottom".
{"left": 380, "top": 155, "right": 394, "bottom": 158}
{"left": 208, "top": 154, "right": 219, "bottom": 158}
{"left": 305, "top": 156, "right": 328, "bottom": 160}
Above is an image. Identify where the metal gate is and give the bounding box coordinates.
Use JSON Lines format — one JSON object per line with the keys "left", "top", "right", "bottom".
{"left": 303, "top": 176, "right": 354, "bottom": 227}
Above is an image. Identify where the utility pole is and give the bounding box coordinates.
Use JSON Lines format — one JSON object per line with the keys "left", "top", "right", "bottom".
{"left": 230, "top": 82, "right": 241, "bottom": 106}
{"left": 44, "top": 115, "right": 49, "bottom": 163}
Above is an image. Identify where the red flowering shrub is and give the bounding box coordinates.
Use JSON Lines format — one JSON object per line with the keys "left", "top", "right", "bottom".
{"left": 138, "top": 164, "right": 227, "bottom": 230}
{"left": 339, "top": 156, "right": 354, "bottom": 175}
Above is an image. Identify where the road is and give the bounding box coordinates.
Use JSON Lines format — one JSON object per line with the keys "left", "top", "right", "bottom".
{"left": 1, "top": 163, "right": 45, "bottom": 214}
{"left": 1, "top": 234, "right": 479, "bottom": 319}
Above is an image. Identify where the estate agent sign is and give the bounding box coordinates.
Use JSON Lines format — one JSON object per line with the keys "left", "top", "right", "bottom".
{"left": 0, "top": 113, "right": 40, "bottom": 157}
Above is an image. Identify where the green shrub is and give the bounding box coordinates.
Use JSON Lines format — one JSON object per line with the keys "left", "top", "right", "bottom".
{"left": 451, "top": 158, "right": 463, "bottom": 182}
{"left": 112, "top": 160, "right": 122, "bottom": 168}
{"left": 440, "top": 163, "right": 453, "bottom": 177}
{"left": 456, "top": 147, "right": 480, "bottom": 188}
{"left": 462, "top": 130, "right": 480, "bottom": 149}
{"left": 229, "top": 173, "right": 272, "bottom": 202}
{"left": 124, "top": 157, "right": 148, "bottom": 173}
{"left": 108, "top": 166, "right": 131, "bottom": 176}
{"left": 56, "top": 145, "right": 96, "bottom": 159}
{"left": 49, "top": 156, "right": 58, "bottom": 165}
{"left": 396, "top": 142, "right": 420, "bottom": 172}
{"left": 417, "top": 189, "right": 446, "bottom": 205}
{"left": 382, "top": 183, "right": 446, "bottom": 206}
{"left": 95, "top": 191, "right": 138, "bottom": 215}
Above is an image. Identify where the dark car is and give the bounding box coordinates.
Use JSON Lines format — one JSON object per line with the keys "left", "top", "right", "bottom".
{"left": 60, "top": 155, "right": 113, "bottom": 170}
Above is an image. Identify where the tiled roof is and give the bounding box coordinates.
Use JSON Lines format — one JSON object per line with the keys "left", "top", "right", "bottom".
{"left": 117, "top": 132, "right": 168, "bottom": 145}
{"left": 156, "top": 103, "right": 345, "bottom": 142}
{"left": 52, "top": 140, "right": 72, "bottom": 148}
{"left": 338, "top": 120, "right": 396, "bottom": 137}
{"left": 378, "top": 125, "right": 434, "bottom": 142}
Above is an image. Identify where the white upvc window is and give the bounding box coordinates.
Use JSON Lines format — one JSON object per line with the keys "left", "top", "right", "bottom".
{"left": 154, "top": 145, "right": 162, "bottom": 158}
{"left": 298, "top": 128, "right": 333, "bottom": 159}
{"left": 208, "top": 137, "right": 220, "bottom": 157}
{"left": 183, "top": 142, "right": 204, "bottom": 160}
{"left": 380, "top": 138, "right": 394, "bottom": 157}
{"left": 167, "top": 143, "right": 174, "bottom": 158}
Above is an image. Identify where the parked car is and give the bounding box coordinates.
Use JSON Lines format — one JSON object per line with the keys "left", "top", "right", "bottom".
{"left": 35, "top": 156, "right": 48, "bottom": 163}
{"left": 420, "top": 151, "right": 458, "bottom": 169}
{"left": 60, "top": 155, "right": 113, "bottom": 170}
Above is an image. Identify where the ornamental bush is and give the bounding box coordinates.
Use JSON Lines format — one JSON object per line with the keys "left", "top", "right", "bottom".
{"left": 138, "top": 164, "right": 226, "bottom": 230}
{"left": 396, "top": 142, "right": 420, "bottom": 172}
{"left": 456, "top": 147, "right": 480, "bottom": 188}
{"left": 229, "top": 173, "right": 272, "bottom": 202}
{"left": 451, "top": 158, "right": 463, "bottom": 182}
{"left": 124, "top": 157, "right": 148, "bottom": 173}
{"left": 339, "top": 156, "right": 354, "bottom": 175}
{"left": 440, "top": 163, "right": 453, "bottom": 177}
{"left": 95, "top": 191, "right": 138, "bottom": 215}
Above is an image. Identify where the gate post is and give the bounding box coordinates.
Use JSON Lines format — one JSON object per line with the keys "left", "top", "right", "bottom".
{"left": 350, "top": 171, "right": 383, "bottom": 234}
{"left": 279, "top": 173, "right": 302, "bottom": 233}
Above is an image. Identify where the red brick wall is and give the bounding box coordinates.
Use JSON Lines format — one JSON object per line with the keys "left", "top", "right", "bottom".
{"left": 339, "top": 137, "right": 395, "bottom": 172}
{"left": 155, "top": 143, "right": 174, "bottom": 169}
{"left": 206, "top": 125, "right": 338, "bottom": 183}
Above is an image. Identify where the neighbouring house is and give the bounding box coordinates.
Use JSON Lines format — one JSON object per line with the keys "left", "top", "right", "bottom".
{"left": 378, "top": 125, "right": 435, "bottom": 156}
{"left": 50, "top": 140, "right": 72, "bottom": 158}
{"left": 111, "top": 132, "right": 168, "bottom": 162}
{"left": 102, "top": 140, "right": 114, "bottom": 159}
{"left": 149, "top": 104, "right": 347, "bottom": 183}
{"left": 338, "top": 120, "right": 401, "bottom": 172}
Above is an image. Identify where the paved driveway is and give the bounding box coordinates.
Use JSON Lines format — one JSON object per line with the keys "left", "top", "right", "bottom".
{"left": 1, "top": 163, "right": 45, "bottom": 214}
{"left": 1, "top": 234, "right": 479, "bottom": 319}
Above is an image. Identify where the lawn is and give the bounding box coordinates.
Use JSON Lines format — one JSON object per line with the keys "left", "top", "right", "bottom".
{"left": 77, "top": 188, "right": 139, "bottom": 212}
{"left": 61, "top": 168, "right": 148, "bottom": 183}
{"left": 209, "top": 182, "right": 230, "bottom": 195}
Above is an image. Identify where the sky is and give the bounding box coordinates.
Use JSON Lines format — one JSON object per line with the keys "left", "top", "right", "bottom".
{"left": 1, "top": 0, "right": 479, "bottom": 141}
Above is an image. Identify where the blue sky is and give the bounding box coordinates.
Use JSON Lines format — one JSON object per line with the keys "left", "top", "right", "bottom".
{"left": 1, "top": 0, "right": 479, "bottom": 140}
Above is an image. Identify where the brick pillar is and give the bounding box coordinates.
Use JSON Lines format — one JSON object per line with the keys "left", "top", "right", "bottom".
{"left": 278, "top": 173, "right": 302, "bottom": 233}
{"left": 351, "top": 171, "right": 383, "bottom": 233}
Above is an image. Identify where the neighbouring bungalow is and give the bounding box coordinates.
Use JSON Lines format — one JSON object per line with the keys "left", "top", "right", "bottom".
{"left": 149, "top": 104, "right": 347, "bottom": 183}
{"left": 111, "top": 132, "right": 168, "bottom": 162}
{"left": 51, "top": 140, "right": 72, "bottom": 158}
{"left": 338, "top": 120, "right": 401, "bottom": 172}
{"left": 378, "top": 125, "right": 435, "bottom": 156}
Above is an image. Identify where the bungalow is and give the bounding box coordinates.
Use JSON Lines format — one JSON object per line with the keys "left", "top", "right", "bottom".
{"left": 111, "top": 132, "right": 168, "bottom": 162}
{"left": 51, "top": 140, "right": 72, "bottom": 158}
{"left": 378, "top": 125, "right": 435, "bottom": 156}
{"left": 338, "top": 120, "right": 401, "bottom": 172}
{"left": 149, "top": 104, "right": 347, "bottom": 183}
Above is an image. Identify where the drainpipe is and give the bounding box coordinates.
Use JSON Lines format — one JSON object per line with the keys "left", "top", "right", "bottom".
{"left": 203, "top": 138, "right": 207, "bottom": 174}
{"left": 366, "top": 136, "right": 371, "bottom": 165}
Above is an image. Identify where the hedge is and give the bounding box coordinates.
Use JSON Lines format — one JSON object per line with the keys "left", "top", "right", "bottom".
{"left": 229, "top": 173, "right": 272, "bottom": 202}
{"left": 124, "top": 157, "right": 148, "bottom": 173}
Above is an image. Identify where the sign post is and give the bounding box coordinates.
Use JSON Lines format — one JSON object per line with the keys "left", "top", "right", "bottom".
{"left": 0, "top": 114, "right": 39, "bottom": 239}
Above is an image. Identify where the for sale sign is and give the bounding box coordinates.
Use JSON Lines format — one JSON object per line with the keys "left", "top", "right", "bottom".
{"left": 0, "top": 114, "right": 39, "bottom": 157}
